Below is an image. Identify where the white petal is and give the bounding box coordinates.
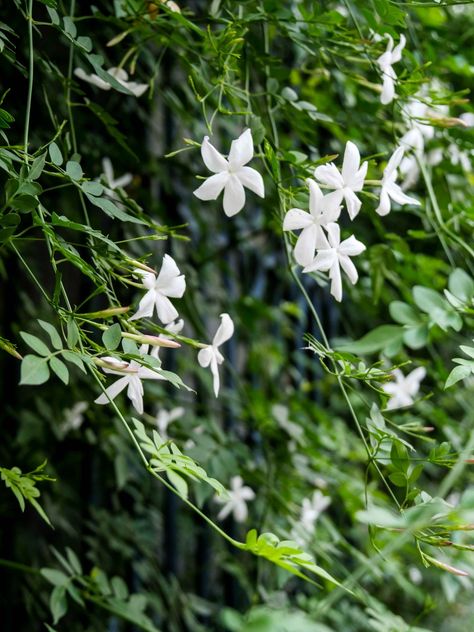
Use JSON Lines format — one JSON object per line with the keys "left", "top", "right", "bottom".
{"left": 391, "top": 34, "right": 406, "bottom": 63}
{"left": 102, "top": 157, "right": 114, "bottom": 185}
{"left": 213, "top": 313, "right": 234, "bottom": 347}
{"left": 376, "top": 187, "right": 392, "bottom": 216}
{"left": 381, "top": 74, "right": 395, "bottom": 105}
{"left": 155, "top": 293, "right": 179, "bottom": 324}
{"left": 338, "top": 234, "right": 366, "bottom": 256}
{"left": 125, "top": 81, "right": 148, "bottom": 97}
{"left": 303, "top": 249, "right": 336, "bottom": 273}
{"left": 228, "top": 129, "right": 253, "bottom": 168}
{"left": 233, "top": 501, "right": 248, "bottom": 523}
{"left": 197, "top": 346, "right": 214, "bottom": 368}
{"left": 217, "top": 501, "right": 233, "bottom": 521}
{"left": 322, "top": 189, "right": 344, "bottom": 215}
{"left": 307, "top": 178, "right": 324, "bottom": 216}
{"left": 127, "top": 377, "right": 144, "bottom": 415}
{"left": 351, "top": 160, "right": 368, "bottom": 192}
{"left": 223, "top": 176, "right": 246, "bottom": 216}
{"left": 237, "top": 166, "right": 264, "bottom": 197}
{"left": 283, "top": 208, "right": 314, "bottom": 231}
{"left": 156, "top": 255, "right": 181, "bottom": 289}
{"left": 342, "top": 141, "right": 361, "bottom": 183}
{"left": 293, "top": 225, "right": 319, "bottom": 267}
{"left": 74, "top": 67, "right": 111, "bottom": 91}
{"left": 386, "top": 182, "right": 420, "bottom": 207}
{"left": 95, "top": 376, "right": 129, "bottom": 405}
{"left": 210, "top": 356, "right": 221, "bottom": 397}
{"left": 113, "top": 173, "right": 133, "bottom": 189}
{"left": 201, "top": 136, "right": 228, "bottom": 173}
{"left": 109, "top": 67, "right": 129, "bottom": 83}
{"left": 194, "top": 172, "right": 229, "bottom": 201}
{"left": 384, "top": 147, "right": 405, "bottom": 177}
{"left": 134, "top": 269, "right": 156, "bottom": 290}
{"left": 344, "top": 188, "right": 362, "bottom": 220}
{"left": 129, "top": 288, "right": 156, "bottom": 321}
{"left": 314, "top": 163, "right": 344, "bottom": 189}
{"left": 339, "top": 253, "right": 359, "bottom": 285}
{"left": 329, "top": 261, "right": 343, "bottom": 302}
{"left": 325, "top": 222, "right": 341, "bottom": 247}
{"left": 405, "top": 367, "right": 426, "bottom": 396}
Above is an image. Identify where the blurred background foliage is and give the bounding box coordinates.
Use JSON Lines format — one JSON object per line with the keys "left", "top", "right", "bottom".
{"left": 1, "top": 0, "right": 474, "bottom": 630}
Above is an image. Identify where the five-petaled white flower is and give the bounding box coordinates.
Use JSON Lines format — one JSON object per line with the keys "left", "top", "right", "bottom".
{"left": 303, "top": 223, "right": 366, "bottom": 302}
{"left": 155, "top": 406, "right": 185, "bottom": 440}
{"left": 74, "top": 66, "right": 148, "bottom": 97}
{"left": 101, "top": 157, "right": 133, "bottom": 195}
{"left": 193, "top": 129, "right": 265, "bottom": 217}
{"left": 130, "top": 255, "right": 186, "bottom": 324}
{"left": 314, "top": 141, "right": 368, "bottom": 220}
{"left": 197, "top": 313, "right": 234, "bottom": 397}
{"left": 382, "top": 367, "right": 426, "bottom": 410}
{"left": 376, "top": 34, "right": 406, "bottom": 105}
{"left": 283, "top": 179, "right": 341, "bottom": 266}
{"left": 216, "top": 475, "right": 255, "bottom": 523}
{"left": 376, "top": 147, "right": 420, "bottom": 216}
{"left": 95, "top": 345, "right": 165, "bottom": 415}
{"left": 300, "top": 490, "right": 331, "bottom": 532}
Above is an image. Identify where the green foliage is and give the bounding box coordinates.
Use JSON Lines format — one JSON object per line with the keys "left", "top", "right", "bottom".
{"left": 0, "top": 461, "right": 54, "bottom": 525}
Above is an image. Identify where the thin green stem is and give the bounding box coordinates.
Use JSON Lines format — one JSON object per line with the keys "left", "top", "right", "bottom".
{"left": 23, "top": 0, "right": 34, "bottom": 164}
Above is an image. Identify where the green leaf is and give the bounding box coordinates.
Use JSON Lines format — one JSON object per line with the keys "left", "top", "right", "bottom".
{"left": 49, "top": 142, "right": 63, "bottom": 166}
{"left": 85, "top": 193, "right": 146, "bottom": 225}
{"left": 67, "top": 319, "right": 80, "bottom": 348}
{"left": 61, "top": 350, "right": 86, "bottom": 373}
{"left": 50, "top": 585, "right": 68, "bottom": 624}
{"left": 102, "top": 323, "right": 122, "bottom": 350}
{"left": 28, "top": 152, "right": 46, "bottom": 180}
{"left": 337, "top": 325, "right": 404, "bottom": 355}
{"left": 167, "top": 470, "right": 189, "bottom": 498}
{"left": 66, "top": 548, "right": 82, "bottom": 575}
{"left": 20, "top": 332, "right": 50, "bottom": 356}
{"left": 389, "top": 301, "right": 420, "bottom": 326}
{"left": 66, "top": 160, "right": 83, "bottom": 181}
{"left": 448, "top": 268, "right": 474, "bottom": 302}
{"left": 11, "top": 194, "right": 38, "bottom": 211}
{"left": 49, "top": 357, "right": 69, "bottom": 384}
{"left": 445, "top": 364, "right": 472, "bottom": 389}
{"left": 41, "top": 568, "right": 69, "bottom": 587}
{"left": 81, "top": 181, "right": 104, "bottom": 196}
{"left": 20, "top": 355, "right": 50, "bottom": 385}
{"left": 38, "top": 320, "right": 63, "bottom": 350}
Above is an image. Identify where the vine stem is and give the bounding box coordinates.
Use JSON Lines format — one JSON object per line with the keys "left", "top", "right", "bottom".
{"left": 23, "top": 0, "right": 34, "bottom": 164}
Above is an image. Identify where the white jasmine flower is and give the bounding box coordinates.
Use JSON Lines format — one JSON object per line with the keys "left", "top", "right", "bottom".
{"left": 314, "top": 141, "right": 368, "bottom": 220}
{"left": 155, "top": 406, "right": 184, "bottom": 440}
{"left": 95, "top": 345, "right": 165, "bottom": 415}
{"left": 448, "top": 143, "right": 472, "bottom": 172}
{"left": 300, "top": 490, "right": 331, "bottom": 532}
{"left": 193, "top": 129, "right": 265, "bottom": 217}
{"left": 101, "top": 157, "right": 132, "bottom": 194}
{"left": 216, "top": 475, "right": 255, "bottom": 523}
{"left": 376, "top": 34, "right": 406, "bottom": 105}
{"left": 408, "top": 567, "right": 423, "bottom": 585}
{"left": 303, "top": 223, "right": 366, "bottom": 302}
{"left": 460, "top": 112, "right": 474, "bottom": 128}
{"left": 283, "top": 179, "right": 341, "bottom": 266}
{"left": 376, "top": 147, "right": 421, "bottom": 216}
{"left": 129, "top": 255, "right": 186, "bottom": 324}
{"left": 74, "top": 67, "right": 148, "bottom": 97}
{"left": 198, "top": 313, "right": 234, "bottom": 397}
{"left": 61, "top": 401, "right": 88, "bottom": 433}
{"left": 272, "top": 404, "right": 305, "bottom": 444}
{"left": 382, "top": 367, "right": 426, "bottom": 410}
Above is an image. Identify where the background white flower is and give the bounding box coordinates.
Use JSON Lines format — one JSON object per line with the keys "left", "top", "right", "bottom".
{"left": 74, "top": 66, "right": 148, "bottom": 96}
{"left": 314, "top": 141, "right": 368, "bottom": 220}
{"left": 193, "top": 129, "right": 264, "bottom": 217}
{"left": 95, "top": 345, "right": 165, "bottom": 415}
{"left": 376, "top": 147, "right": 420, "bottom": 216}
{"left": 376, "top": 33, "right": 406, "bottom": 105}
{"left": 101, "top": 157, "right": 133, "bottom": 195}
{"left": 283, "top": 179, "right": 341, "bottom": 266}
{"left": 216, "top": 475, "right": 255, "bottom": 522}
{"left": 300, "top": 490, "right": 331, "bottom": 532}
{"left": 303, "top": 222, "right": 366, "bottom": 302}
{"left": 382, "top": 367, "right": 426, "bottom": 410}
{"left": 61, "top": 402, "right": 88, "bottom": 434}
{"left": 155, "top": 406, "right": 185, "bottom": 440}
{"left": 130, "top": 255, "right": 186, "bottom": 324}
{"left": 197, "top": 313, "right": 234, "bottom": 397}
